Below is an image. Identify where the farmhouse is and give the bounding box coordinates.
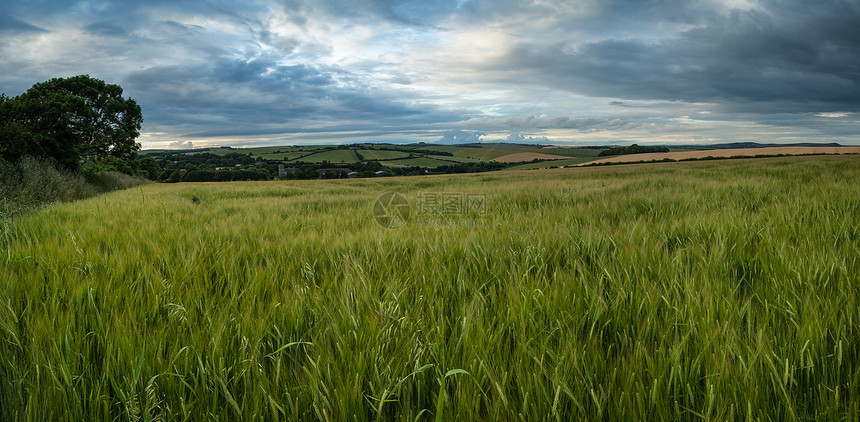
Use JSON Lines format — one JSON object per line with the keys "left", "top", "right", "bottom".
{"left": 278, "top": 164, "right": 297, "bottom": 175}
{"left": 316, "top": 168, "right": 355, "bottom": 178}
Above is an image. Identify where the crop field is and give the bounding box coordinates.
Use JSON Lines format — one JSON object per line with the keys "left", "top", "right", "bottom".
{"left": 581, "top": 147, "right": 860, "bottom": 166}
{"left": 413, "top": 145, "right": 464, "bottom": 154}
{"left": 505, "top": 157, "right": 596, "bottom": 170}
{"left": 255, "top": 151, "right": 312, "bottom": 161}
{"left": 2, "top": 156, "right": 860, "bottom": 420}
{"left": 541, "top": 147, "right": 607, "bottom": 158}
{"left": 357, "top": 150, "right": 412, "bottom": 161}
{"left": 491, "top": 152, "right": 571, "bottom": 163}
{"left": 383, "top": 157, "right": 459, "bottom": 168}
{"left": 290, "top": 149, "right": 360, "bottom": 164}
{"left": 425, "top": 155, "right": 482, "bottom": 163}
{"left": 205, "top": 146, "right": 306, "bottom": 156}
{"left": 160, "top": 144, "right": 850, "bottom": 172}
{"left": 451, "top": 147, "right": 541, "bottom": 161}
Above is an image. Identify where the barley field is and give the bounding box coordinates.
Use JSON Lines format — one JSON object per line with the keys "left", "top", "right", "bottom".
{"left": 2, "top": 156, "right": 859, "bottom": 420}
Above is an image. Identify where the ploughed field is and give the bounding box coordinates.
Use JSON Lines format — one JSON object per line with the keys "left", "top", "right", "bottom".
{"left": 2, "top": 155, "right": 860, "bottom": 420}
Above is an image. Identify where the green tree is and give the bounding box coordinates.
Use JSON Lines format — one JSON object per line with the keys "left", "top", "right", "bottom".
{"left": 167, "top": 170, "right": 182, "bottom": 183}
{"left": 0, "top": 75, "right": 143, "bottom": 169}
{"left": 0, "top": 94, "right": 40, "bottom": 161}
{"left": 133, "top": 156, "right": 161, "bottom": 179}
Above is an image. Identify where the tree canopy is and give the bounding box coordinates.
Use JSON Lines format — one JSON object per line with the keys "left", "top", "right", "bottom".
{"left": 598, "top": 144, "right": 670, "bottom": 157}
{"left": 0, "top": 75, "right": 142, "bottom": 169}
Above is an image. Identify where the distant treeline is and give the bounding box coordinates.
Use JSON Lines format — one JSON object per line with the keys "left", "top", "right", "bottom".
{"left": 581, "top": 152, "right": 853, "bottom": 168}
{"left": 363, "top": 146, "right": 455, "bottom": 157}
{"left": 159, "top": 152, "right": 257, "bottom": 167}
{"left": 599, "top": 144, "right": 670, "bottom": 157}
{"left": 165, "top": 168, "right": 271, "bottom": 183}
{"left": 148, "top": 150, "right": 515, "bottom": 182}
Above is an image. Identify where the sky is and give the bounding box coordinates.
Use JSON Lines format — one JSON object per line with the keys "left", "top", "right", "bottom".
{"left": 1, "top": 0, "right": 859, "bottom": 149}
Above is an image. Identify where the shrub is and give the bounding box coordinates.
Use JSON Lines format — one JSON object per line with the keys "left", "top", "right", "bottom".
{"left": 0, "top": 156, "right": 149, "bottom": 218}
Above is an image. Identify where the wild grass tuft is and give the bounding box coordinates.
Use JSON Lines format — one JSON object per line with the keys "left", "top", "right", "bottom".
{"left": 0, "top": 156, "right": 150, "bottom": 219}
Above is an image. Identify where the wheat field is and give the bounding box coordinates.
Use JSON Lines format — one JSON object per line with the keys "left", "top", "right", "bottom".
{"left": 1, "top": 156, "right": 859, "bottom": 420}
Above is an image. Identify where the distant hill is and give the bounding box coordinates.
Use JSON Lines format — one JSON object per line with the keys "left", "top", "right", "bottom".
{"left": 457, "top": 142, "right": 544, "bottom": 149}
{"left": 599, "top": 144, "right": 670, "bottom": 157}
{"left": 705, "top": 142, "right": 842, "bottom": 149}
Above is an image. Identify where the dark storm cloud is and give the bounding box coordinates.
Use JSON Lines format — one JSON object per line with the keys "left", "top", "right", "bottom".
{"left": 454, "top": 115, "right": 637, "bottom": 131}
{"left": 304, "top": 0, "right": 462, "bottom": 26}
{"left": 495, "top": 0, "right": 860, "bottom": 112}
{"left": 3, "top": 0, "right": 858, "bottom": 146}
{"left": 124, "top": 55, "right": 464, "bottom": 137}
{"left": 0, "top": 15, "right": 46, "bottom": 33}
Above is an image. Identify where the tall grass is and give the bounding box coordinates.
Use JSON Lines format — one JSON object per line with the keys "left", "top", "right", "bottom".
{"left": 1, "top": 156, "right": 859, "bottom": 420}
{"left": 0, "top": 156, "right": 150, "bottom": 219}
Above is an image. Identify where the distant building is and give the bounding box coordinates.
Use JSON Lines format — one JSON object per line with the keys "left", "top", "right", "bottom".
{"left": 374, "top": 170, "right": 390, "bottom": 176}
{"left": 316, "top": 168, "right": 354, "bottom": 178}
{"left": 278, "top": 164, "right": 297, "bottom": 176}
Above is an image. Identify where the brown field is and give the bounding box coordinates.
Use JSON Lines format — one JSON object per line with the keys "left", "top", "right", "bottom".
{"left": 492, "top": 152, "right": 571, "bottom": 162}
{"left": 574, "top": 146, "right": 860, "bottom": 166}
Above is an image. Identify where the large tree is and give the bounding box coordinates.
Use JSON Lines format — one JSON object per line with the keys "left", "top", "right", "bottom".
{"left": 0, "top": 75, "right": 142, "bottom": 169}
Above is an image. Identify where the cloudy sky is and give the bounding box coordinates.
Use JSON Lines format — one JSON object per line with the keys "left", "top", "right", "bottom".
{"left": 1, "top": 0, "right": 859, "bottom": 148}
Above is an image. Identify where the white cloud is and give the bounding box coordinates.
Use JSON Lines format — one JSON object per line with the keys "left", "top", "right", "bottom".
{"left": 437, "top": 130, "right": 485, "bottom": 144}
{"left": 505, "top": 133, "right": 552, "bottom": 143}
{"left": 816, "top": 112, "right": 850, "bottom": 118}
{"left": 168, "top": 140, "right": 194, "bottom": 149}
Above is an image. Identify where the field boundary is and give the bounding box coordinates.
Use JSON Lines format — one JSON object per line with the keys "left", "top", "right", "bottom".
{"left": 572, "top": 146, "right": 860, "bottom": 166}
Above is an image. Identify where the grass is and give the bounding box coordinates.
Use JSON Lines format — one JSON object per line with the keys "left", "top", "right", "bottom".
{"left": 541, "top": 147, "right": 607, "bottom": 158}
{"left": 504, "top": 157, "right": 596, "bottom": 170}
{"left": 197, "top": 146, "right": 321, "bottom": 156}
{"left": 412, "top": 145, "right": 464, "bottom": 154}
{"left": 358, "top": 150, "right": 412, "bottom": 160}
{"left": 668, "top": 146, "right": 710, "bottom": 152}
{"left": 384, "top": 157, "right": 460, "bottom": 168}
{"left": 293, "top": 149, "right": 360, "bottom": 164}
{"left": 157, "top": 144, "right": 604, "bottom": 169}
{"left": 2, "top": 156, "right": 860, "bottom": 420}
{"left": 425, "top": 155, "right": 482, "bottom": 164}
{"left": 451, "top": 147, "right": 544, "bottom": 160}
{"left": 256, "top": 151, "right": 312, "bottom": 161}
{"left": 0, "top": 156, "right": 150, "bottom": 219}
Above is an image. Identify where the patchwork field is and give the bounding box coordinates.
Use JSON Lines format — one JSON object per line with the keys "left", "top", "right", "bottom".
{"left": 151, "top": 144, "right": 859, "bottom": 177}
{"left": 579, "top": 146, "right": 860, "bottom": 166}
{"left": 357, "top": 149, "right": 411, "bottom": 160}
{"left": 540, "top": 147, "right": 608, "bottom": 157}
{"left": 2, "top": 155, "right": 860, "bottom": 420}
{"left": 382, "top": 157, "right": 457, "bottom": 167}
{"left": 491, "top": 152, "right": 571, "bottom": 162}
{"left": 504, "top": 157, "right": 596, "bottom": 170}
{"left": 165, "top": 144, "right": 596, "bottom": 172}
{"left": 294, "top": 149, "right": 360, "bottom": 164}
